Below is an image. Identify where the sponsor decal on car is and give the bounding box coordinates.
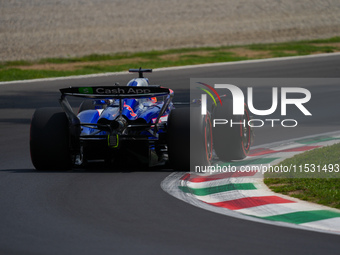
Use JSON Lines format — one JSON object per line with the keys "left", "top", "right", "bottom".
{"left": 78, "top": 87, "right": 93, "bottom": 94}
{"left": 123, "top": 102, "right": 137, "bottom": 117}
{"left": 152, "top": 115, "right": 168, "bottom": 123}
{"left": 95, "top": 87, "right": 152, "bottom": 94}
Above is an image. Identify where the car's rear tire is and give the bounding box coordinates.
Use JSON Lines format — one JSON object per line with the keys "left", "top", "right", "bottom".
{"left": 212, "top": 98, "right": 251, "bottom": 161}
{"left": 167, "top": 108, "right": 190, "bottom": 171}
{"left": 30, "top": 107, "right": 72, "bottom": 170}
{"left": 167, "top": 107, "right": 212, "bottom": 171}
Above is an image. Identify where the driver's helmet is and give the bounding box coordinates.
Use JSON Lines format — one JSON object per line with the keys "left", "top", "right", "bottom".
{"left": 127, "top": 78, "right": 149, "bottom": 87}
{"left": 126, "top": 78, "right": 156, "bottom": 103}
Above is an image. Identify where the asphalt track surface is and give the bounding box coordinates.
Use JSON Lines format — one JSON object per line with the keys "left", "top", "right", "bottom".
{"left": 1, "top": 55, "right": 340, "bottom": 254}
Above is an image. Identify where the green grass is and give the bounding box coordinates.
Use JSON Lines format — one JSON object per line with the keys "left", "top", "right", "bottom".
{"left": 264, "top": 143, "right": 340, "bottom": 209}
{"left": 1, "top": 36, "right": 340, "bottom": 81}
{"left": 248, "top": 43, "right": 336, "bottom": 54}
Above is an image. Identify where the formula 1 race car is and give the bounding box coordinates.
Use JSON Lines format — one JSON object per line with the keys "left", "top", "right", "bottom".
{"left": 30, "top": 68, "right": 253, "bottom": 171}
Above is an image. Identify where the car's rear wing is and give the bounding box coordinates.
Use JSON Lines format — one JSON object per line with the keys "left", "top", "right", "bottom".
{"left": 60, "top": 86, "right": 171, "bottom": 99}
{"left": 59, "top": 86, "right": 174, "bottom": 137}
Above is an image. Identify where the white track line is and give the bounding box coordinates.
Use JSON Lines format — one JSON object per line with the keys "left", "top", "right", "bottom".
{"left": 236, "top": 203, "right": 328, "bottom": 218}
{"left": 1, "top": 52, "right": 340, "bottom": 86}
{"left": 301, "top": 218, "right": 340, "bottom": 233}
{"left": 185, "top": 190, "right": 274, "bottom": 204}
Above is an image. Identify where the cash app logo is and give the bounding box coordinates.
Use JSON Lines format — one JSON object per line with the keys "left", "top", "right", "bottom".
{"left": 79, "top": 87, "right": 93, "bottom": 94}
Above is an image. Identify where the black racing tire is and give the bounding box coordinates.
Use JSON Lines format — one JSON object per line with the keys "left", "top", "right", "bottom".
{"left": 190, "top": 107, "right": 213, "bottom": 170}
{"left": 78, "top": 100, "right": 96, "bottom": 113}
{"left": 167, "top": 107, "right": 212, "bottom": 171}
{"left": 167, "top": 108, "right": 190, "bottom": 171}
{"left": 30, "top": 108, "right": 72, "bottom": 170}
{"left": 212, "top": 98, "right": 251, "bottom": 161}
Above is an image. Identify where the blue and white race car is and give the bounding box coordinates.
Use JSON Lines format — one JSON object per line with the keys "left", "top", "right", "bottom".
{"left": 30, "top": 68, "right": 253, "bottom": 171}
